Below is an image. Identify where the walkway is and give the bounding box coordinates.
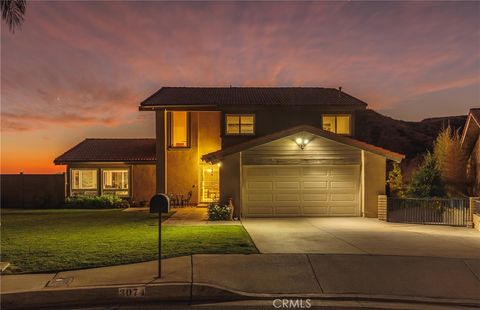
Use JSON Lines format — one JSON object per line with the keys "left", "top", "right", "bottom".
{"left": 164, "top": 207, "right": 240, "bottom": 225}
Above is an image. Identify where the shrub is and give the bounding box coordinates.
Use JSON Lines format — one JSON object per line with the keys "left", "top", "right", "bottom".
{"left": 207, "top": 202, "right": 231, "bottom": 221}
{"left": 65, "top": 195, "right": 130, "bottom": 209}
{"left": 388, "top": 162, "right": 405, "bottom": 197}
{"left": 407, "top": 151, "right": 445, "bottom": 198}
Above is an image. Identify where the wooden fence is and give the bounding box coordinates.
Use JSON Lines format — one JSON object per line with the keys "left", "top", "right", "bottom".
{"left": 1, "top": 173, "right": 66, "bottom": 208}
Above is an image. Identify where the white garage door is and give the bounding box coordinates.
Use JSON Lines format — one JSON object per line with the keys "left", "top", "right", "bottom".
{"left": 242, "top": 165, "right": 360, "bottom": 217}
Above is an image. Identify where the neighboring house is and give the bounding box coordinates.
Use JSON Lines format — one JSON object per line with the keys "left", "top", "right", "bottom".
{"left": 54, "top": 139, "right": 156, "bottom": 205}
{"left": 137, "top": 87, "right": 404, "bottom": 218}
{"left": 461, "top": 108, "right": 480, "bottom": 196}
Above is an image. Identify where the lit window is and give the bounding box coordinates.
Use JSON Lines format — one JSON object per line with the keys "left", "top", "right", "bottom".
{"left": 102, "top": 169, "right": 129, "bottom": 190}
{"left": 71, "top": 169, "right": 97, "bottom": 190}
{"left": 226, "top": 114, "right": 255, "bottom": 135}
{"left": 322, "top": 114, "right": 351, "bottom": 135}
{"left": 169, "top": 111, "right": 189, "bottom": 148}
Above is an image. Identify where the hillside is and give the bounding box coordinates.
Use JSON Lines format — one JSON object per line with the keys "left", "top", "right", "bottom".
{"left": 355, "top": 109, "right": 466, "bottom": 161}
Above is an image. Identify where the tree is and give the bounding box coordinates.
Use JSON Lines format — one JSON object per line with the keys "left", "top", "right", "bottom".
{"left": 407, "top": 151, "right": 445, "bottom": 198}
{"left": 433, "top": 126, "right": 467, "bottom": 196}
{"left": 1, "top": 0, "right": 26, "bottom": 33}
{"left": 388, "top": 162, "right": 405, "bottom": 197}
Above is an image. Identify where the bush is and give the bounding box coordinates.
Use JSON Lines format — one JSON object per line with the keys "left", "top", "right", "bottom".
{"left": 65, "top": 195, "right": 130, "bottom": 209}
{"left": 207, "top": 202, "right": 231, "bottom": 221}
{"left": 407, "top": 152, "right": 445, "bottom": 198}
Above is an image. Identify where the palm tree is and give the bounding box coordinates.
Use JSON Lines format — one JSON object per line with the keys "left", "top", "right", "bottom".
{"left": 1, "top": 0, "right": 26, "bottom": 33}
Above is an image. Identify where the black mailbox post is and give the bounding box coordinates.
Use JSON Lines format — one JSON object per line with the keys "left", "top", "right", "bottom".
{"left": 149, "top": 193, "right": 169, "bottom": 278}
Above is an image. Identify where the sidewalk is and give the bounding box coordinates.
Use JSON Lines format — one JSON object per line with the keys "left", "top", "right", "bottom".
{"left": 2, "top": 254, "right": 480, "bottom": 309}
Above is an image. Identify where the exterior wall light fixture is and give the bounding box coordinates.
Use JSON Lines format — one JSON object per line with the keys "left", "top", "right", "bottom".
{"left": 295, "top": 137, "right": 310, "bottom": 150}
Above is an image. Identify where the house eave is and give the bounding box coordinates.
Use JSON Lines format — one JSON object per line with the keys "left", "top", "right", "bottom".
{"left": 202, "top": 125, "right": 405, "bottom": 164}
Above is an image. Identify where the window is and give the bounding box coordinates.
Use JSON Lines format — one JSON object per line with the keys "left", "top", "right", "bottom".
{"left": 225, "top": 114, "right": 255, "bottom": 135}
{"left": 102, "top": 169, "right": 129, "bottom": 190}
{"left": 168, "top": 111, "right": 190, "bottom": 148}
{"left": 71, "top": 169, "right": 97, "bottom": 190}
{"left": 322, "top": 114, "right": 351, "bottom": 135}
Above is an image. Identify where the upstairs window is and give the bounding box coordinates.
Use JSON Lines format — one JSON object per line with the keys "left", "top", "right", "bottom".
{"left": 71, "top": 169, "right": 97, "bottom": 190}
{"left": 168, "top": 111, "right": 190, "bottom": 148}
{"left": 322, "top": 114, "right": 351, "bottom": 135}
{"left": 225, "top": 114, "right": 255, "bottom": 135}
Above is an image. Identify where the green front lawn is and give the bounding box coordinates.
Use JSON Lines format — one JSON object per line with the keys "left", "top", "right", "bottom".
{"left": 1, "top": 209, "right": 257, "bottom": 274}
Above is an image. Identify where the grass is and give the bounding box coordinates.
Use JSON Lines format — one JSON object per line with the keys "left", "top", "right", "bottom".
{"left": 1, "top": 209, "right": 258, "bottom": 274}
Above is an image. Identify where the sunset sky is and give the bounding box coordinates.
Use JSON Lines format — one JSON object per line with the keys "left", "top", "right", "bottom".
{"left": 1, "top": 1, "right": 479, "bottom": 174}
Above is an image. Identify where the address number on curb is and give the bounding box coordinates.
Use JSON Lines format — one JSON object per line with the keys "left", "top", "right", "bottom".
{"left": 118, "top": 286, "right": 146, "bottom": 297}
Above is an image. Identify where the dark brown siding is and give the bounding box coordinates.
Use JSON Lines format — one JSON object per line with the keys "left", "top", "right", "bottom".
{"left": 220, "top": 106, "right": 360, "bottom": 148}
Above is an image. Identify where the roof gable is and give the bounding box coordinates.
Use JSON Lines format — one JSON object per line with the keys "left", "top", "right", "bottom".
{"left": 202, "top": 125, "right": 404, "bottom": 163}
{"left": 461, "top": 108, "right": 480, "bottom": 153}
{"left": 140, "top": 87, "right": 368, "bottom": 109}
{"left": 54, "top": 139, "right": 156, "bottom": 164}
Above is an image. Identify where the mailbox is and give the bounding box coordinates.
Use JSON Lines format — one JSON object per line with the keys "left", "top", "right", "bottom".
{"left": 149, "top": 193, "right": 170, "bottom": 213}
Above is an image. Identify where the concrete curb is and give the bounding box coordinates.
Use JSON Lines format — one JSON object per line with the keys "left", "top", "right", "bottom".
{"left": 2, "top": 282, "right": 480, "bottom": 309}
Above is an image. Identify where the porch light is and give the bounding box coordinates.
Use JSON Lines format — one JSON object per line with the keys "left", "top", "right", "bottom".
{"left": 217, "top": 162, "right": 221, "bottom": 168}
{"left": 295, "top": 137, "right": 310, "bottom": 150}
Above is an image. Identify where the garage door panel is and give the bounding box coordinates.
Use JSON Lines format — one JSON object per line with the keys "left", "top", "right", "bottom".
{"left": 246, "top": 167, "right": 276, "bottom": 177}
{"left": 329, "top": 166, "right": 356, "bottom": 176}
{"left": 330, "top": 181, "right": 356, "bottom": 189}
{"left": 247, "top": 193, "right": 273, "bottom": 202}
{"left": 275, "top": 181, "right": 300, "bottom": 190}
{"left": 243, "top": 165, "right": 359, "bottom": 217}
{"left": 275, "top": 193, "right": 300, "bottom": 202}
{"left": 302, "top": 181, "right": 328, "bottom": 189}
{"left": 275, "top": 167, "right": 301, "bottom": 177}
{"left": 330, "top": 193, "right": 356, "bottom": 201}
{"left": 247, "top": 181, "right": 273, "bottom": 190}
{"left": 302, "top": 193, "right": 328, "bottom": 202}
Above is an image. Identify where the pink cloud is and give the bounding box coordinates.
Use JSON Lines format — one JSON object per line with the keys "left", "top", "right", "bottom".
{"left": 1, "top": 1, "right": 478, "bottom": 172}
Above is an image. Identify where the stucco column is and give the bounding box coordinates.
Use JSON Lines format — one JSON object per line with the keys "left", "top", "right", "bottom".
{"left": 156, "top": 109, "right": 167, "bottom": 194}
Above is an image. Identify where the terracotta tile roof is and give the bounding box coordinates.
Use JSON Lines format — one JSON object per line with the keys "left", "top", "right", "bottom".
{"left": 54, "top": 139, "right": 156, "bottom": 164}
{"left": 140, "top": 87, "right": 368, "bottom": 108}
{"left": 202, "top": 125, "right": 405, "bottom": 163}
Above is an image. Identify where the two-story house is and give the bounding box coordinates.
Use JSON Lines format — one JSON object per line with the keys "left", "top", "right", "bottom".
{"left": 55, "top": 87, "right": 404, "bottom": 218}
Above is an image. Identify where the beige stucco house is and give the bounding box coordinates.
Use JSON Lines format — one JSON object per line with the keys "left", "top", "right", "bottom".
{"left": 55, "top": 87, "right": 405, "bottom": 218}
{"left": 138, "top": 87, "right": 403, "bottom": 218}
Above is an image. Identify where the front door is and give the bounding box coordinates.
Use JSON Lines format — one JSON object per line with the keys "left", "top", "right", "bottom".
{"left": 200, "top": 164, "right": 220, "bottom": 202}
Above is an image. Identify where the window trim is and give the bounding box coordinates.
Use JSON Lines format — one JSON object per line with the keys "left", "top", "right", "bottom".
{"left": 71, "top": 168, "right": 98, "bottom": 190}
{"left": 225, "top": 114, "right": 256, "bottom": 136}
{"left": 167, "top": 111, "right": 191, "bottom": 149}
{"left": 322, "top": 114, "right": 351, "bottom": 135}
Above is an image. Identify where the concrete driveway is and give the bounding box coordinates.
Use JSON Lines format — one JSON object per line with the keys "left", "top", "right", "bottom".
{"left": 242, "top": 217, "right": 480, "bottom": 259}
